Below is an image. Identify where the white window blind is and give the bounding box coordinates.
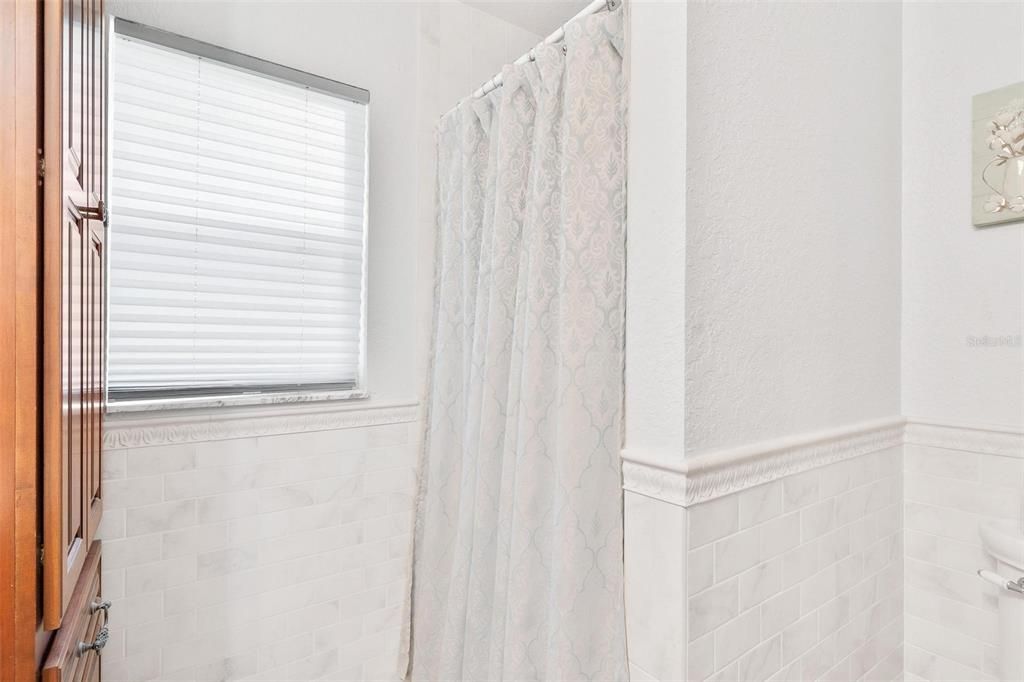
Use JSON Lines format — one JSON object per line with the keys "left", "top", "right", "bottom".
{"left": 109, "top": 27, "right": 369, "bottom": 400}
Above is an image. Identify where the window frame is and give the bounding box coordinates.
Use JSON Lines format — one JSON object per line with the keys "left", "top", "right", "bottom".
{"left": 106, "top": 19, "right": 371, "bottom": 410}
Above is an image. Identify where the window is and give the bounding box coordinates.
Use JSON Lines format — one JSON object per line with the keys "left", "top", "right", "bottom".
{"left": 108, "top": 20, "right": 369, "bottom": 404}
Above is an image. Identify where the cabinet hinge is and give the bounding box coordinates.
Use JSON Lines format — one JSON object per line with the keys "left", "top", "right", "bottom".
{"left": 38, "top": 544, "right": 44, "bottom": 565}
{"left": 37, "top": 154, "right": 45, "bottom": 179}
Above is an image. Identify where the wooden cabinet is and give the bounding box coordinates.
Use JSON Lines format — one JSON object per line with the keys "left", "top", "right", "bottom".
{"left": 42, "top": 0, "right": 107, "bottom": 631}
{"left": 1, "top": 0, "right": 108, "bottom": 677}
{"left": 41, "top": 542, "right": 106, "bottom": 682}
{"left": 0, "top": 0, "right": 45, "bottom": 678}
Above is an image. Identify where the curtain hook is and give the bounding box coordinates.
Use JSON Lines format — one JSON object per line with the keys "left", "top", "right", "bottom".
{"left": 529, "top": 48, "right": 536, "bottom": 62}
{"left": 606, "top": 0, "right": 617, "bottom": 9}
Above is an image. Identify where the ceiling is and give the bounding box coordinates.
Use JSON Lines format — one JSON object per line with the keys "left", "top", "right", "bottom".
{"left": 461, "top": 1, "right": 591, "bottom": 38}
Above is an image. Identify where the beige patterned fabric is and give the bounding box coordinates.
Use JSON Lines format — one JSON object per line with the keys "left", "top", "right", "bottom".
{"left": 401, "top": 8, "right": 627, "bottom": 682}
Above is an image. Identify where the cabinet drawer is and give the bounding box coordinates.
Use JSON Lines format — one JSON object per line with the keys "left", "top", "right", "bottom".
{"left": 42, "top": 542, "right": 107, "bottom": 682}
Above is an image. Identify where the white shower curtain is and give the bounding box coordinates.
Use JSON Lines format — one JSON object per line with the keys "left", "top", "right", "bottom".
{"left": 402, "top": 7, "right": 627, "bottom": 682}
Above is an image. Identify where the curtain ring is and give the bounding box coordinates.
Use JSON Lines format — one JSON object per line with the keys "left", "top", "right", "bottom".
{"left": 528, "top": 48, "right": 536, "bottom": 62}
{"left": 606, "top": 0, "right": 617, "bottom": 9}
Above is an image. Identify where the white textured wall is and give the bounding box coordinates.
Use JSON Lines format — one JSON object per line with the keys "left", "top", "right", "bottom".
{"left": 436, "top": 2, "right": 542, "bottom": 114}
{"left": 685, "top": 0, "right": 903, "bottom": 455}
{"left": 901, "top": 1, "right": 1024, "bottom": 429}
{"left": 624, "top": 0, "right": 687, "bottom": 458}
{"left": 680, "top": 4, "right": 905, "bottom": 680}
{"left": 901, "top": 7, "right": 1024, "bottom": 680}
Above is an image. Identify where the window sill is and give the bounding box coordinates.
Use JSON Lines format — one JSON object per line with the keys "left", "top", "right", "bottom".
{"left": 105, "top": 388, "right": 370, "bottom": 415}
{"left": 102, "top": 395, "right": 420, "bottom": 449}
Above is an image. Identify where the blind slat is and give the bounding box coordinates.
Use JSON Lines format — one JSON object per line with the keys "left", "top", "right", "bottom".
{"left": 112, "top": 225, "right": 366, "bottom": 260}
{"left": 110, "top": 341, "right": 354, "bottom": 351}
{"left": 114, "top": 207, "right": 366, "bottom": 243}
{"left": 113, "top": 104, "right": 367, "bottom": 152}
{"left": 115, "top": 187, "right": 367, "bottom": 224}
{"left": 112, "top": 117, "right": 368, "bottom": 168}
{"left": 110, "top": 313, "right": 358, "bottom": 328}
{"left": 110, "top": 32, "right": 367, "bottom": 394}
{"left": 113, "top": 131, "right": 367, "bottom": 179}
{"left": 112, "top": 278, "right": 361, "bottom": 302}
{"left": 115, "top": 66, "right": 367, "bottom": 124}
{"left": 112, "top": 149, "right": 366, "bottom": 196}
{"left": 108, "top": 328, "right": 359, "bottom": 340}
{"left": 112, "top": 168, "right": 364, "bottom": 214}
{"left": 110, "top": 296, "right": 362, "bottom": 315}
{"left": 113, "top": 245, "right": 364, "bottom": 276}
{"left": 113, "top": 260, "right": 359, "bottom": 289}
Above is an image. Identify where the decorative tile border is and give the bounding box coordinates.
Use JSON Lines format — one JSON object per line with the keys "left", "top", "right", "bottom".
{"left": 904, "top": 417, "right": 1024, "bottom": 459}
{"left": 107, "top": 402, "right": 1022, "bottom": 493}
{"left": 622, "top": 417, "right": 905, "bottom": 507}
{"left": 623, "top": 417, "right": 1024, "bottom": 506}
{"left": 104, "top": 399, "right": 421, "bottom": 449}
{"left": 621, "top": 449, "right": 690, "bottom": 507}
{"left": 684, "top": 417, "right": 906, "bottom": 505}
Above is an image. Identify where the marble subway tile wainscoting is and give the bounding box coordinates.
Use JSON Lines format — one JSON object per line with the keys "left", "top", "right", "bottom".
{"left": 902, "top": 422, "right": 1024, "bottom": 682}
{"left": 685, "top": 448, "right": 904, "bottom": 682}
{"left": 97, "top": 404, "right": 419, "bottom": 681}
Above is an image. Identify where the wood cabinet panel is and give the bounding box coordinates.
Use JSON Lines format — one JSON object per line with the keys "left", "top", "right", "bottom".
{"left": 1, "top": 0, "right": 106, "bottom": 676}
{"left": 0, "top": 1, "right": 43, "bottom": 678}
{"left": 43, "top": 0, "right": 106, "bottom": 631}
{"left": 86, "top": 233, "right": 103, "bottom": 543}
{"left": 41, "top": 542, "right": 104, "bottom": 682}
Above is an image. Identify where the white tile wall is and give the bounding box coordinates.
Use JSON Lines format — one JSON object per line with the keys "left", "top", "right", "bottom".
{"left": 686, "top": 447, "right": 904, "bottom": 682}
{"left": 903, "top": 443, "right": 1024, "bottom": 682}
{"left": 625, "top": 492, "right": 688, "bottom": 681}
{"left": 98, "top": 420, "right": 418, "bottom": 682}
{"left": 97, "top": 415, "right": 1022, "bottom": 682}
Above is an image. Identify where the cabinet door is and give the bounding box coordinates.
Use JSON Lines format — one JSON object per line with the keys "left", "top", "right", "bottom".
{"left": 43, "top": 0, "right": 106, "bottom": 630}
{"left": 41, "top": 542, "right": 105, "bottom": 682}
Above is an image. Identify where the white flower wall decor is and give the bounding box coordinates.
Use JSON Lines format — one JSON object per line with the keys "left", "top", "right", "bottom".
{"left": 973, "top": 82, "right": 1024, "bottom": 227}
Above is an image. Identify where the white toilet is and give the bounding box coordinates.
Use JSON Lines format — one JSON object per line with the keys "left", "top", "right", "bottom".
{"left": 980, "top": 520, "right": 1024, "bottom": 682}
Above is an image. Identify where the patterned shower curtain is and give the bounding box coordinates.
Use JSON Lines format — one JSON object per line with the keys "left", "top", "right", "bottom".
{"left": 401, "top": 7, "right": 627, "bottom": 681}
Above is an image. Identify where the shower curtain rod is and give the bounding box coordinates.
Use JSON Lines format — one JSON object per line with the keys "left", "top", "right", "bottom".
{"left": 450, "top": 0, "right": 619, "bottom": 109}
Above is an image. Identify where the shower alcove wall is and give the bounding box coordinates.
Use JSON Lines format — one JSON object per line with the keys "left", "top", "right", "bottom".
{"left": 97, "top": 2, "right": 543, "bottom": 678}
{"left": 89, "top": 1, "right": 1024, "bottom": 681}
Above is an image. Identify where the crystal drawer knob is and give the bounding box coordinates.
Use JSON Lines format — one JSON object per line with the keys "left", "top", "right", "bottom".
{"left": 78, "top": 626, "right": 109, "bottom": 655}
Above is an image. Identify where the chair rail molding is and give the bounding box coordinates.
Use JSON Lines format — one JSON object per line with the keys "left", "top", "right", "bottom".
{"left": 621, "top": 448, "right": 690, "bottom": 507}
{"left": 103, "top": 399, "right": 421, "bottom": 449}
{"left": 904, "top": 417, "right": 1024, "bottom": 459}
{"left": 622, "top": 416, "right": 906, "bottom": 507}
